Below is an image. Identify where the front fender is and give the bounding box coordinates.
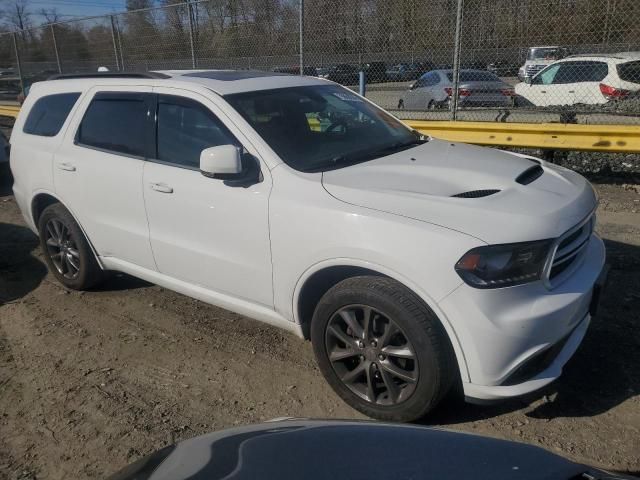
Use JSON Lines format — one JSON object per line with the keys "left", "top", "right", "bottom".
{"left": 291, "top": 257, "right": 470, "bottom": 383}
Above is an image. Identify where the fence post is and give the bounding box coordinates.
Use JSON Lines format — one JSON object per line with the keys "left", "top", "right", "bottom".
{"left": 50, "top": 24, "right": 62, "bottom": 74}
{"left": 299, "top": 0, "right": 304, "bottom": 75}
{"left": 12, "top": 32, "right": 25, "bottom": 97}
{"left": 110, "top": 16, "right": 121, "bottom": 71}
{"left": 187, "top": 0, "right": 197, "bottom": 69}
{"left": 114, "top": 17, "right": 125, "bottom": 71}
{"left": 451, "top": 0, "right": 464, "bottom": 121}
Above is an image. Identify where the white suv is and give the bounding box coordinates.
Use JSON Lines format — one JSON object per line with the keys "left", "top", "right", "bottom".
{"left": 515, "top": 52, "right": 640, "bottom": 106}
{"left": 10, "top": 70, "right": 606, "bottom": 422}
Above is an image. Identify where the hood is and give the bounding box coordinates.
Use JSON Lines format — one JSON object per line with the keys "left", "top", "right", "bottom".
{"left": 322, "top": 139, "right": 596, "bottom": 244}
{"left": 109, "top": 420, "right": 617, "bottom": 480}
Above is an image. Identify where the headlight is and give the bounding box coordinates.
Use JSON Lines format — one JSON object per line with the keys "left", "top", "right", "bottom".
{"left": 455, "top": 240, "right": 552, "bottom": 289}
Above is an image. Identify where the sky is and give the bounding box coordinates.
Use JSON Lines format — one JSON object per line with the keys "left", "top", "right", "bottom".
{"left": 25, "top": 0, "right": 153, "bottom": 24}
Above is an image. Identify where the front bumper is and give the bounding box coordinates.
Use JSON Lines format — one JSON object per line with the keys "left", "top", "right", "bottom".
{"left": 438, "top": 233, "right": 606, "bottom": 401}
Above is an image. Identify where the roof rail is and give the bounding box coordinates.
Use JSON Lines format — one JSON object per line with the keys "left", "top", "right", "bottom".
{"left": 47, "top": 71, "right": 170, "bottom": 80}
{"left": 566, "top": 53, "right": 624, "bottom": 59}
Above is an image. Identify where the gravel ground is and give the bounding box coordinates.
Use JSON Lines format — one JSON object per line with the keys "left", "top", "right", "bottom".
{"left": 1, "top": 172, "right": 640, "bottom": 479}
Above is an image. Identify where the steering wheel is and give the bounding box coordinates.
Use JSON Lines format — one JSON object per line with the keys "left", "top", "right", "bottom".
{"left": 326, "top": 118, "right": 348, "bottom": 133}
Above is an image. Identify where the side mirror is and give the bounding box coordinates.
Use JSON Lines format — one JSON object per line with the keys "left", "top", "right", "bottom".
{"left": 524, "top": 76, "right": 532, "bottom": 85}
{"left": 200, "top": 145, "right": 241, "bottom": 179}
{"left": 200, "top": 144, "right": 262, "bottom": 188}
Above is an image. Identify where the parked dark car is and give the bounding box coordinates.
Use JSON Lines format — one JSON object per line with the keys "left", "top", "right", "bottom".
{"left": 0, "top": 77, "right": 21, "bottom": 102}
{"left": 460, "top": 61, "right": 487, "bottom": 70}
{"left": 324, "top": 63, "right": 360, "bottom": 85}
{"left": 108, "top": 420, "right": 637, "bottom": 480}
{"left": 272, "top": 65, "right": 318, "bottom": 76}
{"left": 386, "top": 61, "right": 434, "bottom": 82}
{"left": 364, "top": 61, "right": 387, "bottom": 83}
{"left": 487, "top": 60, "right": 520, "bottom": 77}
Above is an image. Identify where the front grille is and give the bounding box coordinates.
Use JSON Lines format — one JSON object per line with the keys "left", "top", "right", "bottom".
{"left": 451, "top": 189, "right": 501, "bottom": 198}
{"left": 546, "top": 215, "right": 595, "bottom": 286}
{"left": 525, "top": 64, "right": 545, "bottom": 77}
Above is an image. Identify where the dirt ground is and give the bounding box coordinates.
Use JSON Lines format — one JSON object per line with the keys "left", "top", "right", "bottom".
{"left": 1, "top": 175, "right": 639, "bottom": 479}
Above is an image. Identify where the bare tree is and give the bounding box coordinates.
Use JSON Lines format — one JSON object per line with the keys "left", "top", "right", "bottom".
{"left": 40, "top": 7, "right": 60, "bottom": 25}
{"left": 1, "top": 0, "right": 31, "bottom": 31}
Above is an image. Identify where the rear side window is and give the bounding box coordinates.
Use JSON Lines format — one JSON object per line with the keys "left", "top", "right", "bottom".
{"left": 77, "top": 92, "right": 149, "bottom": 157}
{"left": 617, "top": 61, "right": 640, "bottom": 84}
{"left": 554, "top": 61, "right": 608, "bottom": 83}
{"left": 23, "top": 92, "right": 80, "bottom": 137}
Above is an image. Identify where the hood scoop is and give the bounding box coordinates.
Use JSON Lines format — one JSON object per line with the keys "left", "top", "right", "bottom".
{"left": 516, "top": 165, "right": 544, "bottom": 185}
{"left": 451, "top": 189, "right": 500, "bottom": 198}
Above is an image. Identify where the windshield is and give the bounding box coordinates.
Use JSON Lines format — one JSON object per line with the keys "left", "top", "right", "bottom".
{"left": 528, "top": 47, "right": 563, "bottom": 61}
{"left": 226, "top": 85, "right": 425, "bottom": 172}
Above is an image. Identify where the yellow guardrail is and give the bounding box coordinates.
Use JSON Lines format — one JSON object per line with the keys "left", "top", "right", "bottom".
{"left": 0, "top": 105, "right": 21, "bottom": 118}
{"left": 407, "top": 120, "right": 640, "bottom": 153}
{"left": 0, "top": 104, "right": 638, "bottom": 153}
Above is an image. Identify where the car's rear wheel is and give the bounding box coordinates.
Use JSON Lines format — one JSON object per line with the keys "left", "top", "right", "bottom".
{"left": 38, "top": 203, "right": 103, "bottom": 290}
{"left": 311, "top": 276, "right": 456, "bottom": 422}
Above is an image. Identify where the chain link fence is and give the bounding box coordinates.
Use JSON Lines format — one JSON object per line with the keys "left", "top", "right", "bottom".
{"left": 0, "top": 0, "right": 638, "bottom": 124}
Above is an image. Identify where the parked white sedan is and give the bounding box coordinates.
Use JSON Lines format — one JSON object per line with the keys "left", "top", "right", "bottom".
{"left": 515, "top": 52, "right": 640, "bottom": 106}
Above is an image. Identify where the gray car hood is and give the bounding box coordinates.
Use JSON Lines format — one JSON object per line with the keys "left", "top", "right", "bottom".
{"left": 321, "top": 139, "right": 596, "bottom": 244}
{"left": 108, "top": 420, "right": 629, "bottom": 480}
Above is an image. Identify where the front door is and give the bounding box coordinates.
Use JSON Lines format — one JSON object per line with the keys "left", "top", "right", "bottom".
{"left": 142, "top": 88, "right": 273, "bottom": 306}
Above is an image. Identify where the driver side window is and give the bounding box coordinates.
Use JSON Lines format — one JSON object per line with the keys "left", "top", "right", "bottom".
{"left": 414, "top": 72, "right": 438, "bottom": 89}
{"left": 426, "top": 73, "right": 440, "bottom": 86}
{"left": 534, "top": 64, "right": 561, "bottom": 85}
{"left": 155, "top": 95, "right": 239, "bottom": 169}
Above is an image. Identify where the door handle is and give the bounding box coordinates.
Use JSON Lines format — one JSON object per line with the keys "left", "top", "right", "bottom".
{"left": 58, "top": 162, "right": 76, "bottom": 172}
{"left": 541, "top": 90, "right": 547, "bottom": 94}
{"left": 149, "top": 182, "right": 173, "bottom": 194}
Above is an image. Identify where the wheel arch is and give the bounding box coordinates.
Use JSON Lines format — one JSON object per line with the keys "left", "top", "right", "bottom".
{"left": 30, "top": 191, "right": 105, "bottom": 270}
{"left": 31, "top": 191, "right": 62, "bottom": 227}
{"left": 293, "top": 259, "right": 470, "bottom": 382}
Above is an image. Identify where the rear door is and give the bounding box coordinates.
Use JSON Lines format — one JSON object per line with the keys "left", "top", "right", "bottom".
{"left": 403, "top": 73, "right": 428, "bottom": 109}
{"left": 559, "top": 61, "right": 609, "bottom": 104}
{"left": 54, "top": 86, "right": 156, "bottom": 270}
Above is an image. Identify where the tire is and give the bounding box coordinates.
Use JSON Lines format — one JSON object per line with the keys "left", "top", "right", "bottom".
{"left": 311, "top": 276, "right": 456, "bottom": 422}
{"left": 38, "top": 203, "right": 103, "bottom": 290}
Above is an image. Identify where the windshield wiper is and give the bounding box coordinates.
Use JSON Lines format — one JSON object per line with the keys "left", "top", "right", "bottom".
{"left": 315, "top": 135, "right": 429, "bottom": 172}
{"left": 377, "top": 136, "right": 428, "bottom": 155}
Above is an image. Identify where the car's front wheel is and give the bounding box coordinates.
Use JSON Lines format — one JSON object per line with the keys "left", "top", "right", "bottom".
{"left": 311, "top": 276, "right": 456, "bottom": 422}
{"left": 38, "top": 203, "right": 103, "bottom": 290}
